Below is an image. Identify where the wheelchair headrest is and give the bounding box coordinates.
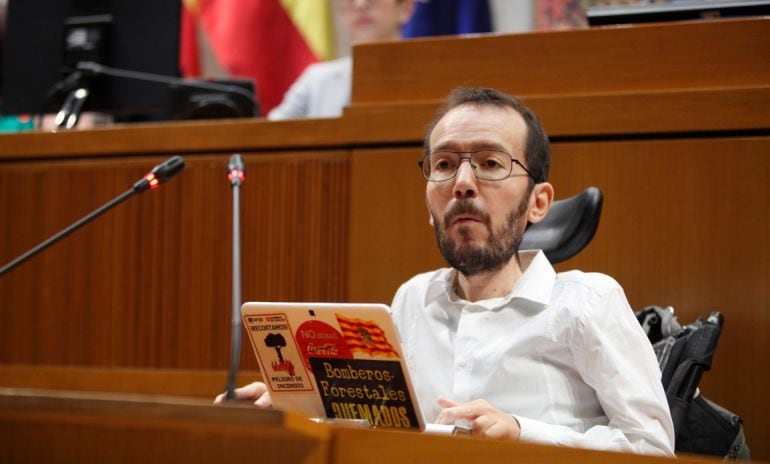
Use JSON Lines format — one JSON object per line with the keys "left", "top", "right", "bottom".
{"left": 520, "top": 186, "right": 603, "bottom": 264}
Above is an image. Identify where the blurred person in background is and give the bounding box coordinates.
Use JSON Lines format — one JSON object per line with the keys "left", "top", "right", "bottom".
{"left": 267, "top": 0, "right": 414, "bottom": 120}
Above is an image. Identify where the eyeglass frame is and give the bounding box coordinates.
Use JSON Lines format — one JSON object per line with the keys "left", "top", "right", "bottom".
{"left": 418, "top": 149, "right": 537, "bottom": 183}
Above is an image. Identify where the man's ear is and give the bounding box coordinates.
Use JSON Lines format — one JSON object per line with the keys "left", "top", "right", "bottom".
{"left": 528, "top": 182, "right": 554, "bottom": 224}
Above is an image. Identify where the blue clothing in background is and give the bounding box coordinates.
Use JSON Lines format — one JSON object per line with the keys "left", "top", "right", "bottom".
{"left": 402, "top": 0, "right": 492, "bottom": 38}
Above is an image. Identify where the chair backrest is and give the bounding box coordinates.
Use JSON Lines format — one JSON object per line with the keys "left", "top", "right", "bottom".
{"left": 520, "top": 187, "right": 603, "bottom": 264}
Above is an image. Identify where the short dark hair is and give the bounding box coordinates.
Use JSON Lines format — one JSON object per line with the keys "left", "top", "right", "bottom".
{"left": 423, "top": 87, "right": 550, "bottom": 183}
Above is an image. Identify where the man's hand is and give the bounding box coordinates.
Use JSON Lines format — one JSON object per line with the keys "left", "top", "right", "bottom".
{"left": 213, "top": 381, "right": 272, "bottom": 408}
{"left": 435, "top": 397, "right": 521, "bottom": 440}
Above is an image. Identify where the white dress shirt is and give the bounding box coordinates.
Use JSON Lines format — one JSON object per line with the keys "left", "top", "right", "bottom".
{"left": 390, "top": 250, "right": 675, "bottom": 456}
{"left": 267, "top": 56, "right": 351, "bottom": 120}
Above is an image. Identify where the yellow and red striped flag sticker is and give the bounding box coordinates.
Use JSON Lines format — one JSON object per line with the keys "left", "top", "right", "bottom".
{"left": 336, "top": 314, "right": 399, "bottom": 358}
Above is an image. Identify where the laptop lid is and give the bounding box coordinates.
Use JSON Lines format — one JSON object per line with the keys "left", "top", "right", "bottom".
{"left": 241, "top": 302, "right": 426, "bottom": 431}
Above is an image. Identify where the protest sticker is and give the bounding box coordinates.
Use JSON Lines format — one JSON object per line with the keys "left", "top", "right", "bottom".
{"left": 243, "top": 313, "right": 313, "bottom": 392}
{"left": 295, "top": 319, "right": 352, "bottom": 371}
{"left": 309, "top": 357, "right": 420, "bottom": 430}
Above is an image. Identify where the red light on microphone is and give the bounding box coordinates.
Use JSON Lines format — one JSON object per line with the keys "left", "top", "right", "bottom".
{"left": 145, "top": 173, "right": 160, "bottom": 189}
{"left": 228, "top": 169, "right": 245, "bottom": 183}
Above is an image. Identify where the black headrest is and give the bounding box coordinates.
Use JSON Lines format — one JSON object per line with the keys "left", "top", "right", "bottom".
{"left": 520, "top": 187, "right": 603, "bottom": 264}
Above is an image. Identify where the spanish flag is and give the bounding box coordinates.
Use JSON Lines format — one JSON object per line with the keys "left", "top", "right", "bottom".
{"left": 336, "top": 314, "right": 399, "bottom": 358}
{"left": 180, "top": 0, "right": 334, "bottom": 113}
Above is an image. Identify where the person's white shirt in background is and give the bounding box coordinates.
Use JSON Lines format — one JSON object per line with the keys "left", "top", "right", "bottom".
{"left": 267, "top": 56, "right": 351, "bottom": 120}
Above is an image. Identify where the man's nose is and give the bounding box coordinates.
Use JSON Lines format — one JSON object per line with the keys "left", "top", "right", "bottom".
{"left": 453, "top": 160, "right": 477, "bottom": 199}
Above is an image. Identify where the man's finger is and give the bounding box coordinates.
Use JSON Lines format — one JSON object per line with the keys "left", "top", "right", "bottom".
{"left": 436, "top": 396, "right": 459, "bottom": 408}
{"left": 437, "top": 405, "right": 475, "bottom": 424}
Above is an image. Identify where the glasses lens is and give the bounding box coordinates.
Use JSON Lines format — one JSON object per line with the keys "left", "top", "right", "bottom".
{"left": 424, "top": 152, "right": 459, "bottom": 181}
{"left": 471, "top": 151, "right": 513, "bottom": 181}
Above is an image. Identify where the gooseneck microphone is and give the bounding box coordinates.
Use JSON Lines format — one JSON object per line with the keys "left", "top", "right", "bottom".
{"left": 225, "top": 154, "right": 245, "bottom": 400}
{"left": 0, "top": 156, "right": 186, "bottom": 277}
{"left": 134, "top": 155, "right": 186, "bottom": 192}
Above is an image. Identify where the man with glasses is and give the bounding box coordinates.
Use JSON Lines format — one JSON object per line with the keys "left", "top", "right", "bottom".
{"left": 393, "top": 86, "right": 674, "bottom": 455}
{"left": 218, "top": 86, "right": 674, "bottom": 456}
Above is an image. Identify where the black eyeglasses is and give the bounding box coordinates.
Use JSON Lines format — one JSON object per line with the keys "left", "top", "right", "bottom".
{"left": 418, "top": 150, "right": 535, "bottom": 182}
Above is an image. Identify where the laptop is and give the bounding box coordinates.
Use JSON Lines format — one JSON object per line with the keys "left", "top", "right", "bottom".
{"left": 241, "top": 302, "right": 427, "bottom": 431}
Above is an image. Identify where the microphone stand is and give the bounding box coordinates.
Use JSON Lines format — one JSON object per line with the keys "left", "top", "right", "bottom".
{"left": 53, "top": 73, "right": 91, "bottom": 131}
{"left": 39, "top": 61, "right": 259, "bottom": 132}
{"left": 43, "top": 61, "right": 259, "bottom": 131}
{"left": 77, "top": 61, "right": 258, "bottom": 107}
{"left": 225, "top": 154, "right": 245, "bottom": 400}
{"left": 0, "top": 156, "right": 185, "bottom": 277}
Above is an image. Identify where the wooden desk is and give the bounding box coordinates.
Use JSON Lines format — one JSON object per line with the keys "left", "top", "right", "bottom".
{"left": 0, "top": 388, "right": 726, "bottom": 464}
{"left": 0, "top": 388, "right": 328, "bottom": 464}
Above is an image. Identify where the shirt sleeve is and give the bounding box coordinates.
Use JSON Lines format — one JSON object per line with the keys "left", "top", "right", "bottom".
{"left": 517, "top": 283, "right": 676, "bottom": 456}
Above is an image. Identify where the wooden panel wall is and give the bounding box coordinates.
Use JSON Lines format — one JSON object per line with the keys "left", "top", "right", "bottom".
{"left": 0, "top": 152, "right": 349, "bottom": 370}
{"left": 348, "top": 147, "right": 443, "bottom": 303}
{"left": 352, "top": 19, "right": 770, "bottom": 104}
{"left": 556, "top": 136, "right": 770, "bottom": 452}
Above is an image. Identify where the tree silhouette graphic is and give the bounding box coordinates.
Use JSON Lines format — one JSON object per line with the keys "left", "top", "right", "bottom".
{"left": 264, "top": 333, "right": 287, "bottom": 363}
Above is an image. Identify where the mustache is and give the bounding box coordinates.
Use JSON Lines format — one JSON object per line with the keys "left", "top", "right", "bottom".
{"left": 444, "top": 200, "right": 491, "bottom": 227}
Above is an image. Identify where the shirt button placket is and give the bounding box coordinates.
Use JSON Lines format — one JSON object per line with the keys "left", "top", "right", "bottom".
{"left": 452, "top": 305, "right": 476, "bottom": 402}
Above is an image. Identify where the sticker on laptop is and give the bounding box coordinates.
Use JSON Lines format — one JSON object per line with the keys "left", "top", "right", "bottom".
{"left": 335, "top": 314, "right": 400, "bottom": 359}
{"left": 243, "top": 313, "right": 313, "bottom": 392}
{"left": 295, "top": 319, "right": 353, "bottom": 371}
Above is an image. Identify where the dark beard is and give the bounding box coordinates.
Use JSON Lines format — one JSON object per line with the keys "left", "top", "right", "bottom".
{"left": 432, "top": 195, "right": 529, "bottom": 277}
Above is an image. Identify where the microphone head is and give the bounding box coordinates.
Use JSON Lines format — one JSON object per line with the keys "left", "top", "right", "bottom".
{"left": 152, "top": 155, "right": 186, "bottom": 184}
{"left": 227, "top": 154, "right": 245, "bottom": 186}
{"left": 228, "top": 154, "right": 244, "bottom": 173}
{"left": 133, "top": 156, "right": 185, "bottom": 193}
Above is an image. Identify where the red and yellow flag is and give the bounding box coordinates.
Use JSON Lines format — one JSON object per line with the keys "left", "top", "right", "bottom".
{"left": 336, "top": 314, "right": 399, "bottom": 358}
{"left": 180, "top": 0, "right": 334, "bottom": 113}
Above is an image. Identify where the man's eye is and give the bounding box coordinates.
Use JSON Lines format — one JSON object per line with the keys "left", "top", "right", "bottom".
{"left": 482, "top": 159, "right": 502, "bottom": 168}
{"left": 434, "top": 159, "right": 454, "bottom": 171}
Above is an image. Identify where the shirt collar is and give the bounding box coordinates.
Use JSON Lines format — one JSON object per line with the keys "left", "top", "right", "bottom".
{"left": 424, "top": 250, "right": 555, "bottom": 311}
